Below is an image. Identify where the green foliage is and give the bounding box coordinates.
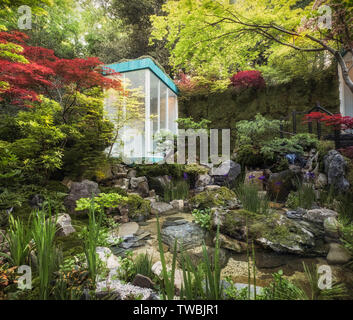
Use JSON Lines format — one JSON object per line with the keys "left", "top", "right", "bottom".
{"left": 336, "top": 193, "right": 353, "bottom": 223}
{"left": 291, "top": 133, "right": 319, "bottom": 151}
{"left": 236, "top": 114, "right": 282, "bottom": 147}
{"left": 224, "top": 279, "right": 250, "bottom": 300}
{"left": 235, "top": 184, "right": 270, "bottom": 215}
{"left": 136, "top": 163, "right": 185, "bottom": 179}
{"left": 117, "top": 251, "right": 154, "bottom": 283}
{"left": 286, "top": 191, "right": 300, "bottom": 209}
{"left": 82, "top": 0, "right": 169, "bottom": 67}
{"left": 260, "top": 263, "right": 347, "bottom": 300}
{"left": 318, "top": 140, "right": 335, "bottom": 158}
{"left": 156, "top": 216, "right": 177, "bottom": 300}
{"left": 179, "top": 75, "right": 339, "bottom": 150}
{"left": 302, "top": 262, "right": 347, "bottom": 300}
{"left": 295, "top": 182, "right": 317, "bottom": 210}
{"left": 192, "top": 208, "right": 212, "bottom": 230}
{"left": 78, "top": 224, "right": 121, "bottom": 247}
{"left": 1, "top": 98, "right": 66, "bottom": 183}
{"left": 340, "top": 222, "right": 353, "bottom": 262}
{"left": 134, "top": 253, "right": 154, "bottom": 279}
{"left": 0, "top": 215, "right": 31, "bottom": 266}
{"left": 163, "top": 179, "right": 189, "bottom": 202}
{"left": 261, "top": 138, "right": 304, "bottom": 161}
{"left": 61, "top": 90, "right": 114, "bottom": 179}
{"left": 83, "top": 199, "right": 103, "bottom": 284}
{"left": 261, "top": 270, "right": 306, "bottom": 300}
{"left": 150, "top": 0, "right": 343, "bottom": 88}
{"left": 0, "top": 141, "right": 22, "bottom": 187}
{"left": 117, "top": 251, "right": 136, "bottom": 283}
{"left": 125, "top": 194, "right": 151, "bottom": 220}
{"left": 189, "top": 187, "right": 236, "bottom": 210}
{"left": 75, "top": 193, "right": 128, "bottom": 215}
{"left": 175, "top": 117, "right": 211, "bottom": 130}
{"left": 199, "top": 226, "right": 223, "bottom": 300}
{"left": 272, "top": 157, "right": 290, "bottom": 173}
{"left": 235, "top": 115, "right": 319, "bottom": 168}
{"left": 31, "top": 208, "right": 59, "bottom": 300}
{"left": 179, "top": 226, "right": 224, "bottom": 300}
{"left": 235, "top": 145, "right": 263, "bottom": 168}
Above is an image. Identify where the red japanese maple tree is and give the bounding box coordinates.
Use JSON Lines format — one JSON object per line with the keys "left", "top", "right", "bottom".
{"left": 0, "top": 31, "right": 121, "bottom": 109}
{"left": 230, "top": 70, "right": 266, "bottom": 90}
{"left": 304, "top": 112, "right": 353, "bottom": 131}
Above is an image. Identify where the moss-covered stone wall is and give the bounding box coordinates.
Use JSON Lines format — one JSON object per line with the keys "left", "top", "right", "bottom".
{"left": 178, "top": 71, "right": 340, "bottom": 146}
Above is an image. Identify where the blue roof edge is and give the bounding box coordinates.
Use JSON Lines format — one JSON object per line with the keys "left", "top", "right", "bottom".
{"left": 103, "top": 58, "right": 179, "bottom": 95}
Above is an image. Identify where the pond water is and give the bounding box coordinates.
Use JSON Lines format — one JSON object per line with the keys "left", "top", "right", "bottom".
{"left": 60, "top": 211, "right": 353, "bottom": 297}
{"left": 129, "top": 212, "right": 350, "bottom": 291}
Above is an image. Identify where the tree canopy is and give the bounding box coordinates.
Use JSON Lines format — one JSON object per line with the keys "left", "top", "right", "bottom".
{"left": 150, "top": 0, "right": 353, "bottom": 90}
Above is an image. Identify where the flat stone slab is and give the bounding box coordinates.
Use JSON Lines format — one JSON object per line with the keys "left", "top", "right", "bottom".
{"left": 304, "top": 208, "right": 338, "bottom": 224}
{"left": 161, "top": 222, "right": 206, "bottom": 251}
{"left": 151, "top": 202, "right": 174, "bottom": 215}
{"left": 118, "top": 222, "right": 139, "bottom": 237}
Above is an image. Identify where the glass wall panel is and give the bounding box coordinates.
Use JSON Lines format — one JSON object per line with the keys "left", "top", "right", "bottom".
{"left": 168, "top": 89, "right": 177, "bottom": 134}
{"left": 123, "top": 70, "right": 146, "bottom": 157}
{"left": 160, "top": 83, "right": 167, "bottom": 130}
{"left": 150, "top": 72, "right": 159, "bottom": 134}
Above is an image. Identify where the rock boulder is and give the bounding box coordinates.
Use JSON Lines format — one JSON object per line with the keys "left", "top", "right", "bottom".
{"left": 64, "top": 180, "right": 100, "bottom": 214}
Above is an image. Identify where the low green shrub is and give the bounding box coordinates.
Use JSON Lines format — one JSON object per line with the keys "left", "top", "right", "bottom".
{"left": 117, "top": 251, "right": 136, "bottom": 283}
{"left": 192, "top": 208, "right": 212, "bottom": 230}
{"left": 125, "top": 194, "right": 151, "bottom": 220}
{"left": 236, "top": 144, "right": 264, "bottom": 168}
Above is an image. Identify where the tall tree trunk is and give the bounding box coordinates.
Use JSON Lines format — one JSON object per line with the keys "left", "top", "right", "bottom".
{"left": 336, "top": 51, "right": 353, "bottom": 94}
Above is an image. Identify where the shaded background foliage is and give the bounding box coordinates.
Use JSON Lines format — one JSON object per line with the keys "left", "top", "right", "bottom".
{"left": 179, "top": 69, "right": 340, "bottom": 147}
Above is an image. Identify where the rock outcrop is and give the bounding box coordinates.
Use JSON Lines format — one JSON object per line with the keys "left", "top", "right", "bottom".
{"left": 64, "top": 180, "right": 100, "bottom": 214}
{"left": 324, "top": 150, "right": 350, "bottom": 192}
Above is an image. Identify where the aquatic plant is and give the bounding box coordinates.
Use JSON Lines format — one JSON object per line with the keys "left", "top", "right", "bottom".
{"left": 0, "top": 215, "right": 31, "bottom": 267}
{"left": 84, "top": 198, "right": 103, "bottom": 284}
{"left": 235, "top": 183, "right": 270, "bottom": 214}
{"left": 163, "top": 179, "right": 189, "bottom": 202}
{"left": 31, "top": 208, "right": 59, "bottom": 300}
{"left": 134, "top": 252, "right": 154, "bottom": 279}
{"left": 156, "top": 216, "right": 177, "bottom": 300}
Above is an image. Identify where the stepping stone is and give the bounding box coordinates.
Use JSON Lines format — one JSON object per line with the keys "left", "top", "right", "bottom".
{"left": 118, "top": 222, "right": 139, "bottom": 237}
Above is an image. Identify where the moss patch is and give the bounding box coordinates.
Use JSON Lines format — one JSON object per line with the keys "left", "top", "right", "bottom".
{"left": 190, "top": 187, "right": 236, "bottom": 209}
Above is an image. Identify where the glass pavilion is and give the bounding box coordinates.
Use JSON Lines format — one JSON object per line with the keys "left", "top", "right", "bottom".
{"left": 103, "top": 58, "right": 179, "bottom": 162}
